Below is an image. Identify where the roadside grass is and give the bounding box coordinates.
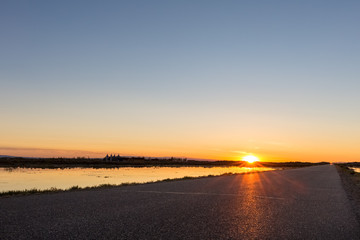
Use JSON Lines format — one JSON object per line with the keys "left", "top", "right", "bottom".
{"left": 336, "top": 164, "right": 360, "bottom": 184}
{"left": 0, "top": 170, "right": 272, "bottom": 197}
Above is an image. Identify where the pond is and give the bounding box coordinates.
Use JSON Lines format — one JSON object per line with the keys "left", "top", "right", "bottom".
{"left": 0, "top": 166, "right": 276, "bottom": 192}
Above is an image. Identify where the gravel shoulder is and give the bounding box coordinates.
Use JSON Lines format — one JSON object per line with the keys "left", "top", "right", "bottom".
{"left": 336, "top": 165, "right": 360, "bottom": 224}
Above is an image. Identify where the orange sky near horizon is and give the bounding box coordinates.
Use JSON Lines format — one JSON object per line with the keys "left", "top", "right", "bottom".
{"left": 0, "top": 145, "right": 357, "bottom": 162}
{"left": 1, "top": 131, "right": 359, "bottom": 162}
{"left": 1, "top": 99, "right": 359, "bottom": 162}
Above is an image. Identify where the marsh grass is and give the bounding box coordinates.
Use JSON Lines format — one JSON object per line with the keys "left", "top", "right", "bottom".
{"left": 336, "top": 164, "right": 360, "bottom": 181}
{"left": 0, "top": 156, "right": 329, "bottom": 169}
{"left": 0, "top": 171, "right": 269, "bottom": 197}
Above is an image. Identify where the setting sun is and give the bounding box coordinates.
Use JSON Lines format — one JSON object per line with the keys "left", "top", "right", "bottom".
{"left": 242, "top": 155, "right": 260, "bottom": 163}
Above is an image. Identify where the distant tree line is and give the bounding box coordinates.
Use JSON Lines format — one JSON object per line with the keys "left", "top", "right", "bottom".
{"left": 103, "top": 154, "right": 188, "bottom": 163}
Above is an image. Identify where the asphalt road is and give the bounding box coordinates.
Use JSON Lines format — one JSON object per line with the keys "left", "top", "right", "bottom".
{"left": 1, "top": 165, "right": 359, "bottom": 239}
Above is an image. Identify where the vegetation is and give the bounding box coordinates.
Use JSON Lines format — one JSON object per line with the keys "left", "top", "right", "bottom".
{"left": 336, "top": 162, "right": 360, "bottom": 169}
{"left": 0, "top": 156, "right": 329, "bottom": 169}
{"left": 336, "top": 163, "right": 360, "bottom": 178}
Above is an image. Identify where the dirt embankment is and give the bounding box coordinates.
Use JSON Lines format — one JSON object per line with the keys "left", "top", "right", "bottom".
{"left": 336, "top": 165, "right": 360, "bottom": 224}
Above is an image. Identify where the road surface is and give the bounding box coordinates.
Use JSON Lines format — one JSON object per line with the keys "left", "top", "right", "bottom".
{"left": 1, "top": 165, "right": 359, "bottom": 239}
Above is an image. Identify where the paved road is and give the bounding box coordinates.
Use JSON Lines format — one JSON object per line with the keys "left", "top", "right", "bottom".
{"left": 1, "top": 165, "right": 359, "bottom": 239}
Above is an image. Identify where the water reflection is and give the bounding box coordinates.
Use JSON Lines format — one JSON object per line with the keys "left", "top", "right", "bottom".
{"left": 0, "top": 166, "right": 275, "bottom": 192}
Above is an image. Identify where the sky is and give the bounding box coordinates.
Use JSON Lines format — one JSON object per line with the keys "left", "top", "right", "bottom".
{"left": 1, "top": 1, "right": 360, "bottom": 162}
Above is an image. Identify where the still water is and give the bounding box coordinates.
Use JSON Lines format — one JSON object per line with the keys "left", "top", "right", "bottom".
{"left": 0, "top": 166, "right": 275, "bottom": 192}
{"left": 350, "top": 167, "right": 360, "bottom": 173}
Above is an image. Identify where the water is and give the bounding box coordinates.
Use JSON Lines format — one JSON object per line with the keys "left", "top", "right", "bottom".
{"left": 0, "top": 166, "right": 275, "bottom": 192}
{"left": 350, "top": 167, "right": 360, "bottom": 173}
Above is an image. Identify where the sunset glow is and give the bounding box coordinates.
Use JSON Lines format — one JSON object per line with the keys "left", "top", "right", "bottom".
{"left": 242, "top": 155, "right": 260, "bottom": 163}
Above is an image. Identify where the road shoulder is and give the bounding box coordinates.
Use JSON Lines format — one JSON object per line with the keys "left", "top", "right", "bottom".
{"left": 336, "top": 165, "right": 360, "bottom": 224}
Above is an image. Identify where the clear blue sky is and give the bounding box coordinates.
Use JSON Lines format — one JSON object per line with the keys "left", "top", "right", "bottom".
{"left": 1, "top": 1, "right": 360, "bottom": 161}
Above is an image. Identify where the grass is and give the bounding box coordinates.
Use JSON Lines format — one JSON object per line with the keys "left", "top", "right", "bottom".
{"left": 0, "top": 170, "right": 273, "bottom": 197}
{"left": 336, "top": 164, "right": 360, "bottom": 183}
{"left": 0, "top": 156, "right": 329, "bottom": 169}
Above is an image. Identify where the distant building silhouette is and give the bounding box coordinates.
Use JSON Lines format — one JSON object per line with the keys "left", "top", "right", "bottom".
{"left": 104, "top": 154, "right": 123, "bottom": 162}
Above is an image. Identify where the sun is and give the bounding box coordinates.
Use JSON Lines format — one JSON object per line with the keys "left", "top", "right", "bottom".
{"left": 242, "top": 155, "right": 260, "bottom": 163}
